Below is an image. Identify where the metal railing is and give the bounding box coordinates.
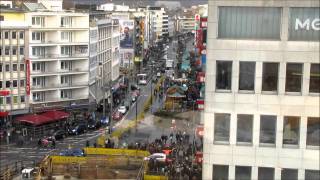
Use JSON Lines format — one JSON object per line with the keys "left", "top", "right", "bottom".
{"left": 0, "top": 160, "right": 36, "bottom": 180}
{"left": 31, "top": 82, "right": 88, "bottom": 90}
{"left": 31, "top": 68, "right": 88, "bottom": 75}
{"left": 31, "top": 53, "right": 88, "bottom": 59}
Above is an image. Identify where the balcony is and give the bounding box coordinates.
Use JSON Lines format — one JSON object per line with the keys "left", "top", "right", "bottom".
{"left": 30, "top": 53, "right": 88, "bottom": 61}
{"left": 31, "top": 68, "right": 88, "bottom": 76}
{"left": 31, "top": 82, "right": 88, "bottom": 91}
{"left": 31, "top": 95, "right": 89, "bottom": 104}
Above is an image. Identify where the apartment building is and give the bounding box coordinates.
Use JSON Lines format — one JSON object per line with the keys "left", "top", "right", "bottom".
{"left": 145, "top": 7, "right": 167, "bottom": 43}
{"left": 23, "top": 2, "right": 90, "bottom": 109}
{"left": 204, "top": 1, "right": 319, "bottom": 180}
{"left": 177, "top": 17, "right": 195, "bottom": 33}
{"left": 0, "top": 8, "right": 29, "bottom": 118}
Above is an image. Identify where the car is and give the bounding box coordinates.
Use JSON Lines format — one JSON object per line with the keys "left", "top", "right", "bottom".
{"left": 50, "top": 130, "right": 66, "bottom": 140}
{"left": 138, "top": 79, "right": 147, "bottom": 85}
{"left": 112, "top": 111, "right": 123, "bottom": 121}
{"left": 156, "top": 72, "right": 161, "bottom": 78}
{"left": 131, "top": 84, "right": 140, "bottom": 91}
{"left": 118, "top": 106, "right": 127, "bottom": 114}
{"left": 100, "top": 117, "right": 109, "bottom": 126}
{"left": 68, "top": 123, "right": 87, "bottom": 135}
{"left": 144, "top": 153, "right": 167, "bottom": 162}
{"left": 59, "top": 148, "right": 84, "bottom": 157}
{"left": 87, "top": 120, "right": 101, "bottom": 130}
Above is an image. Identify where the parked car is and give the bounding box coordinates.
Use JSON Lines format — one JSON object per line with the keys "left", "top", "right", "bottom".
{"left": 87, "top": 120, "right": 101, "bottom": 130}
{"left": 118, "top": 106, "right": 127, "bottom": 114}
{"left": 100, "top": 117, "right": 109, "bottom": 126}
{"left": 59, "top": 148, "right": 84, "bottom": 157}
{"left": 144, "top": 153, "right": 167, "bottom": 162}
{"left": 112, "top": 111, "right": 123, "bottom": 121}
{"left": 68, "top": 123, "right": 87, "bottom": 135}
{"left": 50, "top": 130, "right": 66, "bottom": 140}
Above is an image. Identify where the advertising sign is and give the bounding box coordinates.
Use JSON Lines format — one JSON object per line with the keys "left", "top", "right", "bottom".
{"left": 120, "top": 49, "right": 134, "bottom": 68}
{"left": 25, "top": 59, "right": 30, "bottom": 95}
{"left": 120, "top": 20, "right": 134, "bottom": 48}
{"left": 200, "top": 17, "right": 207, "bottom": 28}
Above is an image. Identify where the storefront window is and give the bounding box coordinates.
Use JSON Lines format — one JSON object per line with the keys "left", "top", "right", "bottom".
{"left": 283, "top": 116, "right": 300, "bottom": 146}
{"left": 307, "top": 117, "right": 320, "bottom": 147}
{"left": 214, "top": 113, "right": 230, "bottom": 143}
{"left": 262, "top": 63, "right": 279, "bottom": 92}
{"left": 285, "top": 63, "right": 303, "bottom": 93}
{"left": 216, "top": 61, "right": 232, "bottom": 90}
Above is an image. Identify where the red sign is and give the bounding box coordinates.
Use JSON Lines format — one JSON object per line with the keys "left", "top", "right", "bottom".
{"left": 195, "top": 14, "right": 200, "bottom": 21}
{"left": 195, "top": 125, "right": 204, "bottom": 137}
{"left": 195, "top": 151, "right": 203, "bottom": 164}
{"left": 0, "top": 111, "right": 9, "bottom": 117}
{"left": 200, "top": 17, "right": 207, "bottom": 28}
{"left": 196, "top": 99, "right": 204, "bottom": 110}
{"left": 0, "top": 90, "right": 10, "bottom": 96}
{"left": 25, "top": 59, "right": 30, "bottom": 95}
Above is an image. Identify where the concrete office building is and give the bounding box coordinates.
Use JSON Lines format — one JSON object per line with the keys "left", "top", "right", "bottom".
{"left": 203, "top": 0, "right": 320, "bottom": 180}
{"left": 0, "top": 8, "right": 29, "bottom": 117}
{"left": 23, "top": 1, "right": 90, "bottom": 109}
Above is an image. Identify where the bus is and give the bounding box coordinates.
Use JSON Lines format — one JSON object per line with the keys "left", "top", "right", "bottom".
{"left": 137, "top": 73, "right": 147, "bottom": 85}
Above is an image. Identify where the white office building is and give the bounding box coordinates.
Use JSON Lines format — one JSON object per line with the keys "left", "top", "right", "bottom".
{"left": 203, "top": 0, "right": 320, "bottom": 180}
{"left": 24, "top": 3, "right": 90, "bottom": 109}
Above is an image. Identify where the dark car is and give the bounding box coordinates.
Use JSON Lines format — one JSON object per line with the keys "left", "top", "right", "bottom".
{"left": 68, "top": 123, "right": 87, "bottom": 135}
{"left": 87, "top": 120, "right": 101, "bottom": 130}
{"left": 59, "top": 148, "right": 85, "bottom": 157}
{"left": 51, "top": 130, "right": 66, "bottom": 140}
{"left": 100, "top": 117, "right": 110, "bottom": 126}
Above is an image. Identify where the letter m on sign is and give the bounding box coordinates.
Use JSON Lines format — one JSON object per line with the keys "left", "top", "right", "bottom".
{"left": 295, "top": 19, "right": 310, "bottom": 30}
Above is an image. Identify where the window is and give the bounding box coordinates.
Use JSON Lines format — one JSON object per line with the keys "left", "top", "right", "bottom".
{"left": 13, "top": 96, "right": 18, "bottom": 104}
{"left": 218, "top": 7, "right": 281, "bottom": 40}
{"left": 5, "top": 47, "right": 9, "bottom": 55}
{"left": 12, "top": 31, "right": 16, "bottom": 39}
{"left": 20, "top": 80, "right": 25, "bottom": 87}
{"left": 5, "top": 64, "right": 9, "bottom": 71}
{"left": 281, "top": 168, "right": 298, "bottom": 180}
{"left": 283, "top": 116, "right": 300, "bottom": 146}
{"left": 32, "top": 47, "right": 45, "bottom": 56}
{"left": 61, "top": 76, "right": 70, "bottom": 84}
{"left": 262, "top": 62, "right": 279, "bottom": 92}
{"left": 20, "top": 64, "right": 25, "bottom": 71}
{"left": 235, "top": 166, "right": 251, "bottom": 180}
{"left": 237, "top": 115, "right": 253, "bottom": 144}
{"left": 32, "top": 17, "right": 44, "bottom": 26}
{"left": 20, "top": 96, "right": 25, "bottom": 103}
{"left": 4, "top": 31, "right": 9, "bottom": 39}
{"left": 0, "top": 15, "right": 3, "bottom": 21}
{"left": 60, "top": 90, "right": 70, "bottom": 98}
{"left": 5, "top": 81, "right": 10, "bottom": 88}
{"left": 258, "top": 167, "right": 274, "bottom": 180}
{"left": 32, "top": 77, "right": 41, "bottom": 86}
{"left": 307, "top": 117, "right": 320, "bottom": 147}
{"left": 260, "top": 115, "right": 276, "bottom": 145}
{"left": 60, "top": 61, "right": 70, "bottom": 70}
{"left": 0, "top": 97, "right": 3, "bottom": 105}
{"left": 32, "top": 62, "right": 41, "bottom": 71}
{"left": 0, "top": 47, "right": 2, "bottom": 56}
{"left": 61, "top": 46, "right": 71, "bottom": 55}
{"left": 216, "top": 61, "right": 232, "bottom": 90}
{"left": 12, "top": 80, "right": 17, "bottom": 87}
{"left": 32, "top": 92, "right": 42, "bottom": 102}
{"left": 12, "top": 47, "right": 17, "bottom": 55}
{"left": 32, "top": 32, "right": 44, "bottom": 41}
{"left": 285, "top": 63, "right": 303, "bottom": 93}
{"left": 19, "top": 31, "right": 24, "bottom": 39}
{"left": 239, "top": 62, "right": 255, "bottom": 91}
{"left": 309, "top": 64, "right": 320, "bottom": 93}
{"left": 214, "top": 113, "right": 230, "bottom": 143}
{"left": 6, "top": 97, "right": 11, "bottom": 104}
{"left": 0, "top": 81, "right": 2, "bottom": 89}
{"left": 19, "top": 47, "right": 24, "bottom": 55}
{"left": 305, "top": 170, "right": 320, "bottom": 180}
{"left": 0, "top": 64, "right": 2, "bottom": 72}
{"left": 12, "top": 64, "right": 17, "bottom": 71}
{"left": 61, "top": 17, "right": 72, "bottom": 27}
{"left": 212, "top": 165, "right": 228, "bottom": 180}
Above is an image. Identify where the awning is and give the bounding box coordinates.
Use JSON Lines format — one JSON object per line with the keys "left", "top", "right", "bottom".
{"left": 15, "top": 114, "right": 54, "bottom": 126}
{"left": 41, "top": 110, "right": 69, "bottom": 120}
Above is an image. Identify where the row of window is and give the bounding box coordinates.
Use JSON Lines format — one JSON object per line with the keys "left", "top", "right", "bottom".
{"left": 216, "top": 61, "right": 320, "bottom": 93}
{"left": 0, "top": 31, "right": 24, "bottom": 40}
{"left": 0, "top": 47, "right": 24, "bottom": 56}
{"left": 212, "top": 165, "right": 319, "bottom": 180}
{"left": 214, "top": 114, "right": 320, "bottom": 147}
{"left": 32, "top": 90, "right": 72, "bottom": 102}
{"left": 0, "top": 63, "right": 25, "bottom": 72}
{"left": 0, "top": 95, "right": 26, "bottom": 105}
{"left": 0, "top": 80, "right": 25, "bottom": 89}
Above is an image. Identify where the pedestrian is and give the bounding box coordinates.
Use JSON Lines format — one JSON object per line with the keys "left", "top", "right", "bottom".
{"left": 86, "top": 140, "right": 90, "bottom": 147}
{"left": 52, "top": 139, "right": 56, "bottom": 149}
{"left": 93, "top": 142, "right": 97, "bottom": 148}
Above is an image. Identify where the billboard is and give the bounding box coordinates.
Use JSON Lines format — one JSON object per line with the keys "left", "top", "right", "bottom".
{"left": 120, "top": 20, "right": 134, "bottom": 48}
{"left": 120, "top": 49, "right": 134, "bottom": 68}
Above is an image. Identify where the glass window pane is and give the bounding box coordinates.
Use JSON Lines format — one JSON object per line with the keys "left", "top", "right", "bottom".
{"left": 285, "top": 63, "right": 303, "bottom": 93}
{"left": 309, "top": 64, "right": 320, "bottom": 93}
{"left": 214, "top": 113, "right": 230, "bottom": 142}
{"left": 239, "top": 62, "right": 255, "bottom": 91}
{"left": 262, "top": 63, "right": 279, "bottom": 91}
{"left": 235, "top": 166, "right": 251, "bottom": 180}
{"left": 258, "top": 167, "right": 274, "bottom": 180}
{"left": 283, "top": 116, "right": 300, "bottom": 146}
{"left": 237, "top": 115, "right": 253, "bottom": 143}
{"left": 13, "top": 96, "right": 18, "bottom": 104}
{"left": 21, "top": 96, "right": 25, "bottom": 103}
{"left": 281, "top": 168, "right": 298, "bottom": 180}
{"left": 307, "top": 117, "right": 320, "bottom": 147}
{"left": 216, "top": 61, "right": 232, "bottom": 90}
{"left": 260, "top": 115, "right": 276, "bottom": 144}
{"left": 213, "top": 165, "right": 228, "bottom": 180}
{"left": 305, "top": 170, "right": 320, "bottom": 180}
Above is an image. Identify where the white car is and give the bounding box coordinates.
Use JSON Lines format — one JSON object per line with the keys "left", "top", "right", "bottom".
{"left": 118, "top": 106, "right": 127, "bottom": 114}
{"left": 139, "top": 79, "right": 147, "bottom": 85}
{"left": 144, "top": 153, "right": 166, "bottom": 162}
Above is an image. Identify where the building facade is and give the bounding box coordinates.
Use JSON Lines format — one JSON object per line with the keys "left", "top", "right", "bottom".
{"left": 204, "top": 1, "right": 320, "bottom": 180}
{"left": 0, "top": 9, "right": 29, "bottom": 119}
{"left": 25, "top": 10, "right": 90, "bottom": 109}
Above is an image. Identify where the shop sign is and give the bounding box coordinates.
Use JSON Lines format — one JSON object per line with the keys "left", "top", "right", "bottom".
{"left": 25, "top": 59, "right": 30, "bottom": 95}
{"left": 295, "top": 18, "right": 320, "bottom": 31}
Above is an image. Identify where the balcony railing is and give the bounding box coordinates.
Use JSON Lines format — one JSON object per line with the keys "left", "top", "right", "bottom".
{"left": 31, "top": 53, "right": 88, "bottom": 59}
{"left": 31, "top": 82, "right": 88, "bottom": 90}
{"left": 31, "top": 68, "right": 88, "bottom": 75}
